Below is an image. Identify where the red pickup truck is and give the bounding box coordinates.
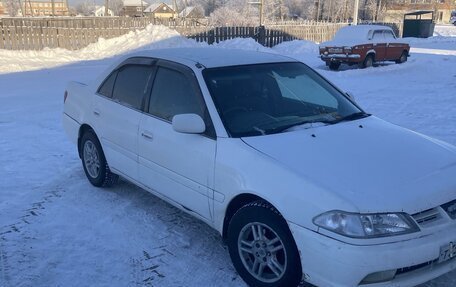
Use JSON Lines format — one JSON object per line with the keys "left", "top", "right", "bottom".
{"left": 320, "top": 25, "right": 410, "bottom": 70}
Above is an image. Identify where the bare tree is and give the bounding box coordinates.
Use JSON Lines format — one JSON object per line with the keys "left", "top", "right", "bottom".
{"left": 3, "top": 0, "right": 21, "bottom": 16}
{"left": 209, "top": 0, "right": 259, "bottom": 26}
{"left": 108, "top": 0, "right": 124, "bottom": 15}
{"left": 75, "top": 0, "right": 95, "bottom": 16}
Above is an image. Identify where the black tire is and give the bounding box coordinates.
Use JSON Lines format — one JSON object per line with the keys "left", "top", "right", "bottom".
{"left": 329, "top": 62, "right": 341, "bottom": 71}
{"left": 227, "top": 201, "right": 302, "bottom": 287}
{"left": 395, "top": 51, "right": 408, "bottom": 64}
{"left": 80, "top": 130, "right": 118, "bottom": 187}
{"left": 360, "top": 54, "right": 374, "bottom": 69}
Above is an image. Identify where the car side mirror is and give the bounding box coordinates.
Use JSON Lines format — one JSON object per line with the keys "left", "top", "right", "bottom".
{"left": 172, "top": 114, "right": 206, "bottom": 134}
{"left": 346, "top": 92, "right": 356, "bottom": 102}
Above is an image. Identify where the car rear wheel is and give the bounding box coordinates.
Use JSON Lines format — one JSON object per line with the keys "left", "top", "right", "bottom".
{"left": 227, "top": 201, "right": 302, "bottom": 287}
{"left": 396, "top": 51, "right": 408, "bottom": 64}
{"left": 81, "top": 130, "right": 118, "bottom": 187}
{"left": 360, "top": 54, "right": 374, "bottom": 69}
{"left": 329, "top": 62, "right": 341, "bottom": 71}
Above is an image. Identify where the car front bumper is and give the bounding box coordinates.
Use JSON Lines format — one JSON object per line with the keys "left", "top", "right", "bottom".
{"left": 289, "top": 222, "right": 456, "bottom": 287}
{"left": 320, "top": 54, "right": 361, "bottom": 63}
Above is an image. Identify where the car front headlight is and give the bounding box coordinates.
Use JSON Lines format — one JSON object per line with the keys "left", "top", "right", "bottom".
{"left": 313, "top": 211, "right": 419, "bottom": 238}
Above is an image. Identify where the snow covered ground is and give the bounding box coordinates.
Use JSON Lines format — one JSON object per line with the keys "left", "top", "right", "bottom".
{"left": 1, "top": 24, "right": 455, "bottom": 287}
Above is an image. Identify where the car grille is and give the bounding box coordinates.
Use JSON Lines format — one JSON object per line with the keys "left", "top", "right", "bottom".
{"left": 412, "top": 208, "right": 442, "bottom": 226}
{"left": 328, "top": 47, "right": 343, "bottom": 53}
{"left": 411, "top": 199, "right": 456, "bottom": 227}
{"left": 442, "top": 199, "right": 456, "bottom": 219}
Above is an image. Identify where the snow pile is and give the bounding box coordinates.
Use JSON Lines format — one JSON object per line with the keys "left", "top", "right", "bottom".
{"left": 433, "top": 25, "right": 456, "bottom": 37}
{"left": 272, "top": 40, "right": 319, "bottom": 65}
{"left": 214, "top": 37, "right": 270, "bottom": 52}
{"left": 0, "top": 24, "right": 199, "bottom": 74}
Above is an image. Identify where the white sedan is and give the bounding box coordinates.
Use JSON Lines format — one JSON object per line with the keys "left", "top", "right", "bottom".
{"left": 63, "top": 48, "right": 456, "bottom": 287}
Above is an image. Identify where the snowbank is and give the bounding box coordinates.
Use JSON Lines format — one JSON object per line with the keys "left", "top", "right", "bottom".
{"left": 0, "top": 25, "right": 199, "bottom": 74}
{"left": 434, "top": 25, "right": 456, "bottom": 37}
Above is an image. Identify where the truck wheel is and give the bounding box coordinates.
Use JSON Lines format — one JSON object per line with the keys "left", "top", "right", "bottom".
{"left": 81, "top": 130, "right": 118, "bottom": 187}
{"left": 396, "top": 51, "right": 408, "bottom": 64}
{"left": 329, "top": 62, "right": 341, "bottom": 71}
{"left": 227, "top": 201, "right": 302, "bottom": 287}
{"left": 360, "top": 54, "right": 374, "bottom": 69}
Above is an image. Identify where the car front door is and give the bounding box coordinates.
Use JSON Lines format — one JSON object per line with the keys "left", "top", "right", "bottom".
{"left": 372, "top": 30, "right": 386, "bottom": 61}
{"left": 93, "top": 58, "right": 155, "bottom": 181}
{"left": 138, "top": 60, "right": 216, "bottom": 220}
{"left": 384, "top": 30, "right": 402, "bottom": 60}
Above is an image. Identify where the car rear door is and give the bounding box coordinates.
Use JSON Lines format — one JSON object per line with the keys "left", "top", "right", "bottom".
{"left": 372, "top": 30, "right": 387, "bottom": 61}
{"left": 93, "top": 58, "right": 155, "bottom": 181}
{"left": 138, "top": 60, "right": 216, "bottom": 220}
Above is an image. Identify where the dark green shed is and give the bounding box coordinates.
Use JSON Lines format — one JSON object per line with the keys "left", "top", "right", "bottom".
{"left": 403, "top": 11, "right": 435, "bottom": 38}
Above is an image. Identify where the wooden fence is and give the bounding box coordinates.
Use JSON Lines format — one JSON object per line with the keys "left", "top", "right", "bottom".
{"left": 176, "top": 23, "right": 348, "bottom": 46}
{"left": 0, "top": 17, "right": 350, "bottom": 50}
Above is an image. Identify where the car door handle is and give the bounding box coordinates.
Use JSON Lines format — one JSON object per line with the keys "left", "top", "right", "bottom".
{"left": 93, "top": 109, "right": 101, "bottom": 117}
{"left": 141, "top": 131, "right": 153, "bottom": 140}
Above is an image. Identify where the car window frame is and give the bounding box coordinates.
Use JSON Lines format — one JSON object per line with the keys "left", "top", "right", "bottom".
{"left": 145, "top": 59, "right": 217, "bottom": 140}
{"left": 382, "top": 29, "right": 396, "bottom": 40}
{"left": 95, "top": 57, "right": 157, "bottom": 112}
{"left": 372, "top": 30, "right": 384, "bottom": 41}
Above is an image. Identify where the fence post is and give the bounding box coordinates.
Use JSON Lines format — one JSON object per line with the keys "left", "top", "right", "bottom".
{"left": 208, "top": 29, "right": 215, "bottom": 45}
{"left": 257, "top": 25, "right": 265, "bottom": 46}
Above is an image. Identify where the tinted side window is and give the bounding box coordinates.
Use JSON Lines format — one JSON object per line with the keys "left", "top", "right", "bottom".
{"left": 149, "top": 67, "right": 204, "bottom": 121}
{"left": 98, "top": 71, "right": 117, "bottom": 98}
{"left": 372, "top": 30, "right": 384, "bottom": 41}
{"left": 112, "top": 65, "right": 154, "bottom": 110}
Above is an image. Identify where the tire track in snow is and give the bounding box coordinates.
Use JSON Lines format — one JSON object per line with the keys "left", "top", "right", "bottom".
{"left": 0, "top": 184, "right": 66, "bottom": 287}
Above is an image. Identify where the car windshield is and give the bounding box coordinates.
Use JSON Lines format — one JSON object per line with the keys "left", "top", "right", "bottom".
{"left": 203, "top": 62, "right": 366, "bottom": 137}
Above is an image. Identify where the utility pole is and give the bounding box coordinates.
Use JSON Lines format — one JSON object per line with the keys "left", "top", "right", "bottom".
{"left": 51, "top": 0, "right": 55, "bottom": 16}
{"left": 28, "top": 0, "right": 34, "bottom": 16}
{"left": 260, "top": 0, "right": 264, "bottom": 26}
{"left": 105, "top": 0, "right": 109, "bottom": 16}
{"left": 327, "top": 0, "right": 332, "bottom": 22}
{"left": 65, "top": 0, "right": 69, "bottom": 15}
{"left": 354, "top": 0, "right": 359, "bottom": 24}
{"left": 248, "top": 0, "right": 264, "bottom": 26}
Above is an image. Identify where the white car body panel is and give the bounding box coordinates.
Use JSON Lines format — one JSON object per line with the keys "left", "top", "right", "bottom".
{"left": 138, "top": 114, "right": 216, "bottom": 220}
{"left": 242, "top": 116, "right": 456, "bottom": 215}
{"left": 93, "top": 96, "right": 141, "bottom": 181}
{"left": 62, "top": 48, "right": 456, "bottom": 287}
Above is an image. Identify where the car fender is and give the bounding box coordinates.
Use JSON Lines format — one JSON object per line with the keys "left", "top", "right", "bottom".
{"left": 212, "top": 137, "right": 358, "bottom": 235}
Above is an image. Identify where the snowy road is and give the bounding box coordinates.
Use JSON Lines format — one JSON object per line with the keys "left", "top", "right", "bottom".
{"left": 1, "top": 25, "right": 456, "bottom": 287}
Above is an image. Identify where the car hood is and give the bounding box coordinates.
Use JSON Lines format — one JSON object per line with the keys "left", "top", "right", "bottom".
{"left": 241, "top": 116, "right": 456, "bottom": 214}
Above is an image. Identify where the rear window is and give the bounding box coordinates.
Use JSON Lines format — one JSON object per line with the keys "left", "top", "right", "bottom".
{"left": 97, "top": 71, "right": 117, "bottom": 98}
{"left": 112, "top": 65, "right": 154, "bottom": 110}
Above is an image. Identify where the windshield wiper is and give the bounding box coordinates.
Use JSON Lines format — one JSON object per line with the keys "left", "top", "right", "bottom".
{"left": 266, "top": 119, "right": 329, "bottom": 134}
{"left": 330, "top": 112, "right": 371, "bottom": 124}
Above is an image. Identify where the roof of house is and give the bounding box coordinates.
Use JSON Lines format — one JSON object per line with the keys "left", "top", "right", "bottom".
{"left": 178, "top": 6, "right": 195, "bottom": 18}
{"left": 144, "top": 3, "right": 173, "bottom": 13}
{"left": 123, "top": 0, "right": 149, "bottom": 7}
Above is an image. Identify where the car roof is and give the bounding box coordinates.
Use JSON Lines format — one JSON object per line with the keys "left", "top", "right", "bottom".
{"left": 338, "top": 24, "right": 393, "bottom": 34}
{"left": 124, "top": 48, "right": 297, "bottom": 68}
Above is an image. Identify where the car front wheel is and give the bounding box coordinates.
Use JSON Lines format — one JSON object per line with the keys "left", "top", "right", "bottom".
{"left": 227, "top": 201, "right": 302, "bottom": 287}
{"left": 81, "top": 130, "right": 118, "bottom": 187}
{"left": 329, "top": 62, "right": 341, "bottom": 71}
{"left": 360, "top": 54, "right": 374, "bottom": 68}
